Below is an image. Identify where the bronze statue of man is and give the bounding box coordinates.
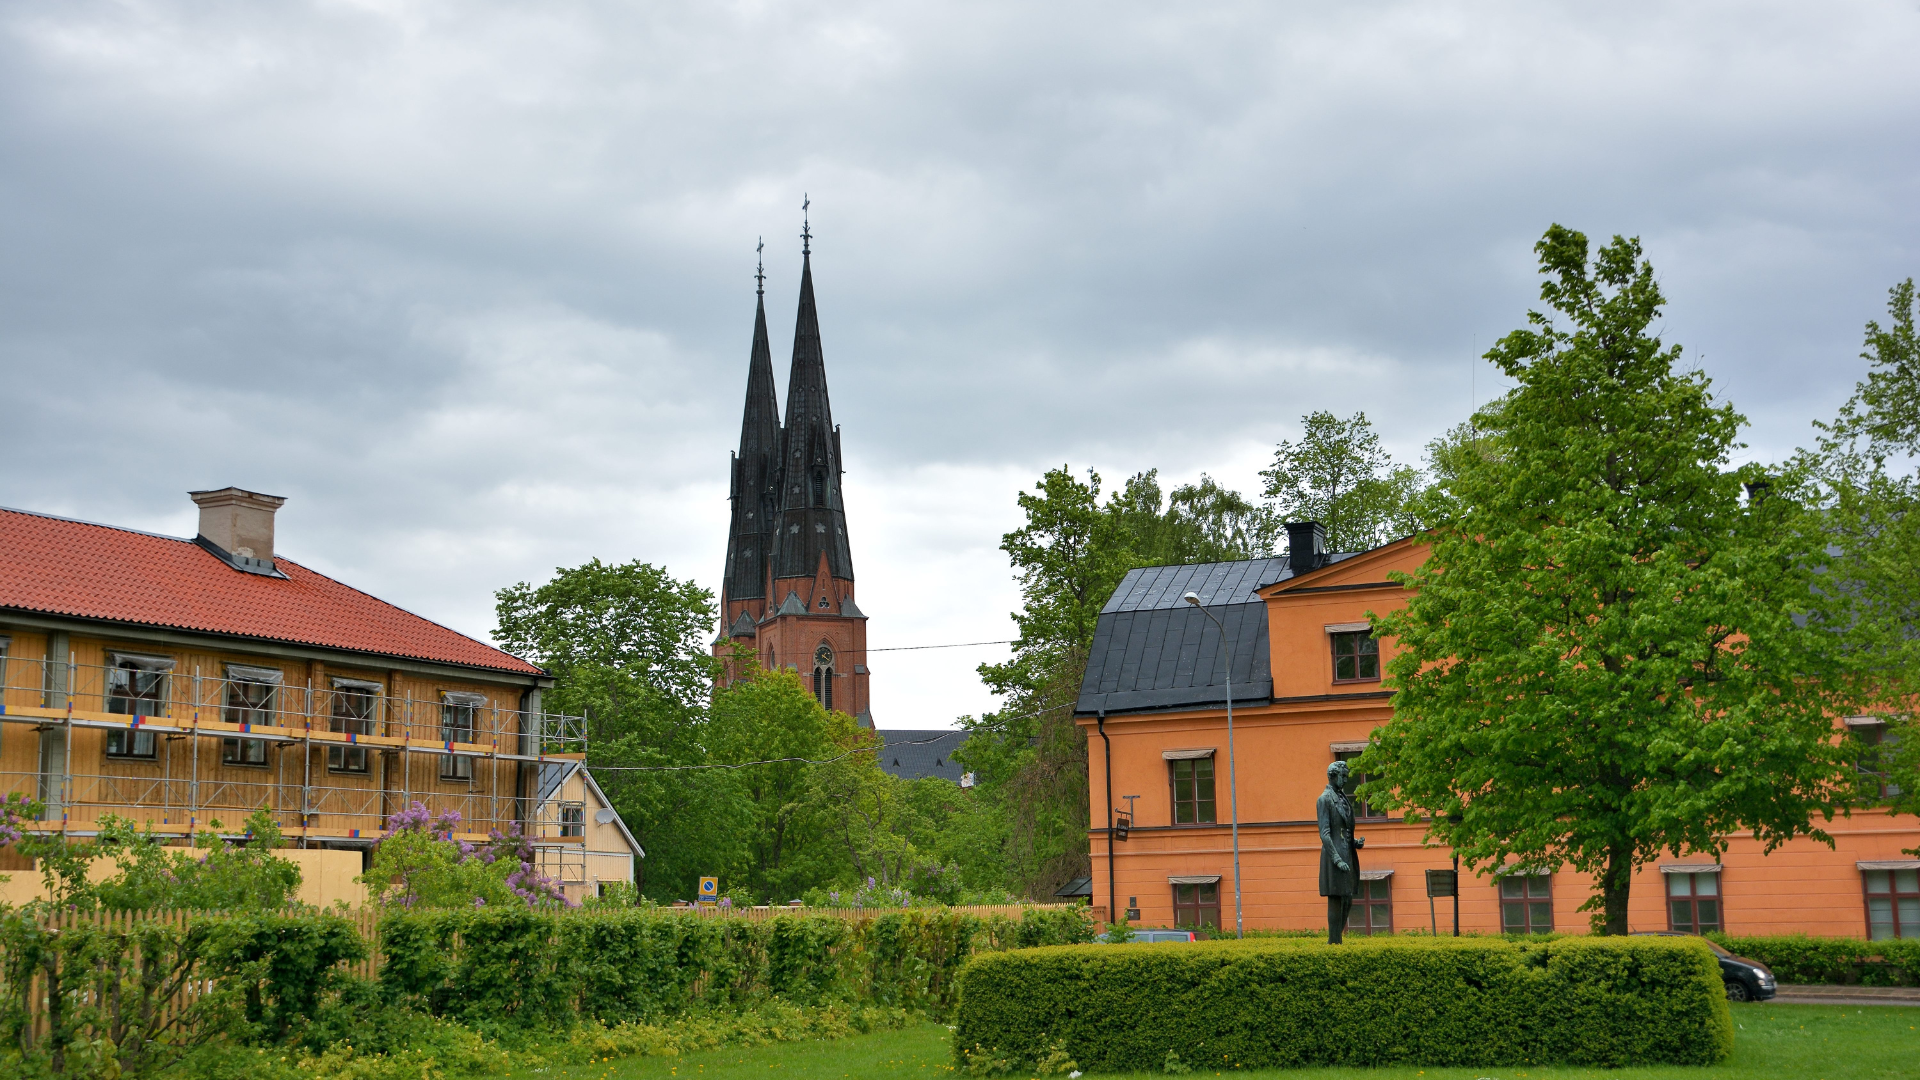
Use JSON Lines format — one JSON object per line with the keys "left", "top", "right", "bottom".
{"left": 1317, "top": 760, "right": 1365, "bottom": 943}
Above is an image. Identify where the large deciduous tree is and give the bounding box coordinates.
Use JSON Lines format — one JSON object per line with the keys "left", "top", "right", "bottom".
{"left": 963, "top": 466, "right": 1273, "bottom": 898}
{"left": 1363, "top": 225, "right": 1857, "bottom": 934}
{"left": 1261, "top": 410, "right": 1426, "bottom": 552}
{"left": 1805, "top": 278, "right": 1920, "bottom": 832}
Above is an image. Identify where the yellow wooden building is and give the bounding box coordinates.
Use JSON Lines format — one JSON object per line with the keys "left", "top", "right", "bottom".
{"left": 0, "top": 487, "right": 641, "bottom": 904}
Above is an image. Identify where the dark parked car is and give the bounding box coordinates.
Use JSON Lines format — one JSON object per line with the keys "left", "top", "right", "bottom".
{"left": 1096, "top": 928, "right": 1199, "bottom": 943}
{"left": 1633, "top": 932, "right": 1776, "bottom": 1002}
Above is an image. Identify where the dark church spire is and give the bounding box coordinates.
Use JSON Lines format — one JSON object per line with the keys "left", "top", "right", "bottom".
{"left": 774, "top": 219, "right": 854, "bottom": 581}
{"left": 722, "top": 248, "right": 782, "bottom": 605}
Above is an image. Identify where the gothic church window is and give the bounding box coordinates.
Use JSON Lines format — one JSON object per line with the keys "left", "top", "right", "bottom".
{"left": 812, "top": 644, "right": 834, "bottom": 710}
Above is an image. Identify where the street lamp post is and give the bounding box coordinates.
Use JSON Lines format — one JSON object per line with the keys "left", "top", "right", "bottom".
{"left": 1183, "top": 590, "right": 1242, "bottom": 939}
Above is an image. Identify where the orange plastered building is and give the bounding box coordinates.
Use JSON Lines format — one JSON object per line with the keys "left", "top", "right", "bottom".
{"left": 1077, "top": 523, "right": 1920, "bottom": 939}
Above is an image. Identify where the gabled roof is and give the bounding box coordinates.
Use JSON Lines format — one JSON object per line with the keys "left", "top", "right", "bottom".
{"left": 1075, "top": 553, "right": 1360, "bottom": 716}
{"left": 874, "top": 729, "right": 968, "bottom": 782}
{"left": 0, "top": 506, "right": 543, "bottom": 676}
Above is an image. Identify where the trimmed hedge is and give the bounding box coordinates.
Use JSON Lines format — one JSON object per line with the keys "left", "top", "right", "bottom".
{"left": 952, "top": 936, "right": 1732, "bottom": 1072}
{"left": 1706, "top": 933, "right": 1920, "bottom": 986}
{"left": 381, "top": 905, "right": 1092, "bottom": 1028}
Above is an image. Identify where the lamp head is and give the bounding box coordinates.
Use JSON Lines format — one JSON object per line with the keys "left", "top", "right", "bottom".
{"left": 1182, "top": 591, "right": 1201, "bottom": 606}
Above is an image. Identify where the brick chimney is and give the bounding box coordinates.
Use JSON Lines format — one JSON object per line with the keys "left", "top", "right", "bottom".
{"left": 1285, "top": 520, "right": 1326, "bottom": 574}
{"left": 189, "top": 487, "right": 286, "bottom": 575}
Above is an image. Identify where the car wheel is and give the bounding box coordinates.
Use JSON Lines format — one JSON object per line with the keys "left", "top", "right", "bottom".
{"left": 1725, "top": 979, "right": 1752, "bottom": 1003}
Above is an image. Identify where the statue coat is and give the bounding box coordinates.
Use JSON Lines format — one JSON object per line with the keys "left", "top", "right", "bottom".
{"left": 1316, "top": 784, "right": 1360, "bottom": 898}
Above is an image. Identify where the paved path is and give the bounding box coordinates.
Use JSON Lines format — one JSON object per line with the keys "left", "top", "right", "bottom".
{"left": 1773, "top": 984, "right": 1920, "bottom": 1007}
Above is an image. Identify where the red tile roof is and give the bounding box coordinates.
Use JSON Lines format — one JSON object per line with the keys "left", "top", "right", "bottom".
{"left": 0, "top": 507, "right": 543, "bottom": 676}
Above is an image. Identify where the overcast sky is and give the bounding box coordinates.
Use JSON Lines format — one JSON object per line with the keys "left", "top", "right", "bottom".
{"left": 3, "top": 2, "right": 1917, "bottom": 728}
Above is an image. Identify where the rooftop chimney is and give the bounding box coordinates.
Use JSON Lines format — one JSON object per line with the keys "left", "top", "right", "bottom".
{"left": 189, "top": 487, "right": 287, "bottom": 576}
{"left": 1285, "top": 520, "right": 1326, "bottom": 575}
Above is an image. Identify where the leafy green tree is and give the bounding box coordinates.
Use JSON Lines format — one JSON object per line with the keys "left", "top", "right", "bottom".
{"left": 962, "top": 465, "right": 1272, "bottom": 898}
{"left": 494, "top": 559, "right": 739, "bottom": 900}
{"left": 708, "top": 667, "right": 853, "bottom": 902}
{"left": 1261, "top": 410, "right": 1426, "bottom": 552}
{"left": 1803, "top": 278, "right": 1920, "bottom": 832}
{"left": 1362, "top": 225, "right": 1858, "bottom": 934}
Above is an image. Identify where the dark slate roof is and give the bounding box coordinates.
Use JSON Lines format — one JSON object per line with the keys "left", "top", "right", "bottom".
{"left": 1074, "top": 555, "right": 1358, "bottom": 716}
{"left": 874, "top": 729, "right": 968, "bottom": 782}
{"left": 1055, "top": 875, "right": 1093, "bottom": 898}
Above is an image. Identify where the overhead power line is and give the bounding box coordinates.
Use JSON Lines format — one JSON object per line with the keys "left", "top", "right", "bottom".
{"left": 584, "top": 702, "right": 1072, "bottom": 773}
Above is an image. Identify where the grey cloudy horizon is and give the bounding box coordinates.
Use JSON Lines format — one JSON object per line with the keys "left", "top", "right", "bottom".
{"left": 2, "top": 1, "right": 1917, "bottom": 728}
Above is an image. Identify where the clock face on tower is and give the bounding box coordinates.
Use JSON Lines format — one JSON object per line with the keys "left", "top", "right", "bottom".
{"left": 814, "top": 644, "right": 834, "bottom": 668}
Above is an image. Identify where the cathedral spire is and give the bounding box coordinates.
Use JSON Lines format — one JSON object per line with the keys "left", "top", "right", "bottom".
{"left": 721, "top": 253, "right": 782, "bottom": 606}
{"left": 775, "top": 215, "right": 854, "bottom": 581}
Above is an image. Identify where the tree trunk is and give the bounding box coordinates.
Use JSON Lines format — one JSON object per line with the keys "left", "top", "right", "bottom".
{"left": 1601, "top": 839, "right": 1634, "bottom": 935}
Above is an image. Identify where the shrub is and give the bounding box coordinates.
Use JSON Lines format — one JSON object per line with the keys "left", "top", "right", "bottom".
{"left": 1706, "top": 933, "right": 1920, "bottom": 986}
{"left": 952, "top": 935, "right": 1732, "bottom": 1072}
{"left": 379, "top": 905, "right": 1094, "bottom": 1028}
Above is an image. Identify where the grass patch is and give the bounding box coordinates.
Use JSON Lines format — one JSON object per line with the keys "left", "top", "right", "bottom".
{"left": 547, "top": 1004, "right": 1915, "bottom": 1080}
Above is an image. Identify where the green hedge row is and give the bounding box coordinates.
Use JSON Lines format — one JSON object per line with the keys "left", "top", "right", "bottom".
{"left": 380, "top": 906, "right": 1092, "bottom": 1028}
{"left": 952, "top": 936, "right": 1732, "bottom": 1072}
{"left": 1706, "top": 933, "right": 1920, "bottom": 986}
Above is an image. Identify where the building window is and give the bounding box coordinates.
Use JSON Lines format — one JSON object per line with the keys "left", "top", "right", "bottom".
{"left": 1667, "top": 871, "right": 1723, "bottom": 934}
{"left": 1172, "top": 882, "right": 1220, "bottom": 929}
{"left": 1347, "top": 878, "right": 1393, "bottom": 936}
{"left": 1499, "top": 873, "right": 1554, "bottom": 934}
{"left": 1865, "top": 869, "right": 1920, "bottom": 940}
{"left": 1855, "top": 722, "right": 1904, "bottom": 800}
{"left": 441, "top": 694, "right": 482, "bottom": 781}
{"left": 1169, "top": 756, "right": 1216, "bottom": 824}
{"left": 1332, "top": 748, "right": 1384, "bottom": 820}
{"left": 1331, "top": 630, "right": 1380, "bottom": 683}
{"left": 105, "top": 653, "right": 171, "bottom": 760}
{"left": 560, "top": 803, "right": 585, "bottom": 838}
{"left": 222, "top": 665, "right": 280, "bottom": 767}
{"left": 329, "top": 680, "right": 379, "bottom": 774}
{"left": 812, "top": 644, "right": 834, "bottom": 710}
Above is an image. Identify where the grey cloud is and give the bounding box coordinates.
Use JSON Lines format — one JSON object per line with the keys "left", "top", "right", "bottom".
{"left": 1, "top": 1, "right": 1917, "bottom": 724}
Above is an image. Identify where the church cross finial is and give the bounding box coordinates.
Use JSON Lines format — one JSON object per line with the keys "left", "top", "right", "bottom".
{"left": 755, "top": 236, "right": 765, "bottom": 296}
{"left": 801, "top": 194, "right": 811, "bottom": 256}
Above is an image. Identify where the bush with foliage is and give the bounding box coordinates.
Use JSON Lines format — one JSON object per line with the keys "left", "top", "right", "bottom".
{"left": 379, "top": 905, "right": 1093, "bottom": 1028}
{"left": 357, "top": 801, "right": 572, "bottom": 909}
{"left": 952, "top": 935, "right": 1732, "bottom": 1073}
{"left": 4, "top": 801, "right": 302, "bottom": 913}
{"left": 1706, "top": 932, "right": 1920, "bottom": 986}
{"left": 0, "top": 910, "right": 364, "bottom": 1078}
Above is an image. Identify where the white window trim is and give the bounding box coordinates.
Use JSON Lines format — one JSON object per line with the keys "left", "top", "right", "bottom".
{"left": 331, "top": 677, "right": 383, "bottom": 692}
{"left": 1168, "top": 874, "right": 1221, "bottom": 885}
{"left": 1325, "top": 622, "right": 1372, "bottom": 634}
{"left": 1858, "top": 859, "right": 1920, "bottom": 871}
{"left": 1330, "top": 740, "right": 1370, "bottom": 753}
{"left": 441, "top": 691, "right": 487, "bottom": 705}
{"left": 109, "top": 651, "right": 176, "bottom": 672}
{"left": 225, "top": 664, "right": 284, "bottom": 684}
{"left": 1161, "top": 747, "right": 1216, "bottom": 761}
{"left": 1659, "top": 864, "right": 1723, "bottom": 874}
{"left": 1845, "top": 716, "right": 1887, "bottom": 728}
{"left": 1359, "top": 869, "right": 1394, "bottom": 881}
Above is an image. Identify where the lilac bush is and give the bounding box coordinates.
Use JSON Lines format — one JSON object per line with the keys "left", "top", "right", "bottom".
{"left": 357, "top": 800, "right": 574, "bottom": 909}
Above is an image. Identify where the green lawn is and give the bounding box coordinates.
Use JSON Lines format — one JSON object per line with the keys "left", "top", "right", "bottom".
{"left": 544, "top": 1004, "right": 1916, "bottom": 1080}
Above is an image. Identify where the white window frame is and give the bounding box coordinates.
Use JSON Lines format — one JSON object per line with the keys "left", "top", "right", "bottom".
{"left": 440, "top": 692, "right": 485, "bottom": 782}
{"left": 105, "top": 652, "right": 174, "bottom": 759}
{"left": 221, "top": 663, "right": 280, "bottom": 767}
{"left": 328, "top": 677, "right": 381, "bottom": 774}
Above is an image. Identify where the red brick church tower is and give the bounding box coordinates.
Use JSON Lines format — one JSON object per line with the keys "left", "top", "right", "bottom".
{"left": 716, "top": 220, "right": 872, "bottom": 724}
